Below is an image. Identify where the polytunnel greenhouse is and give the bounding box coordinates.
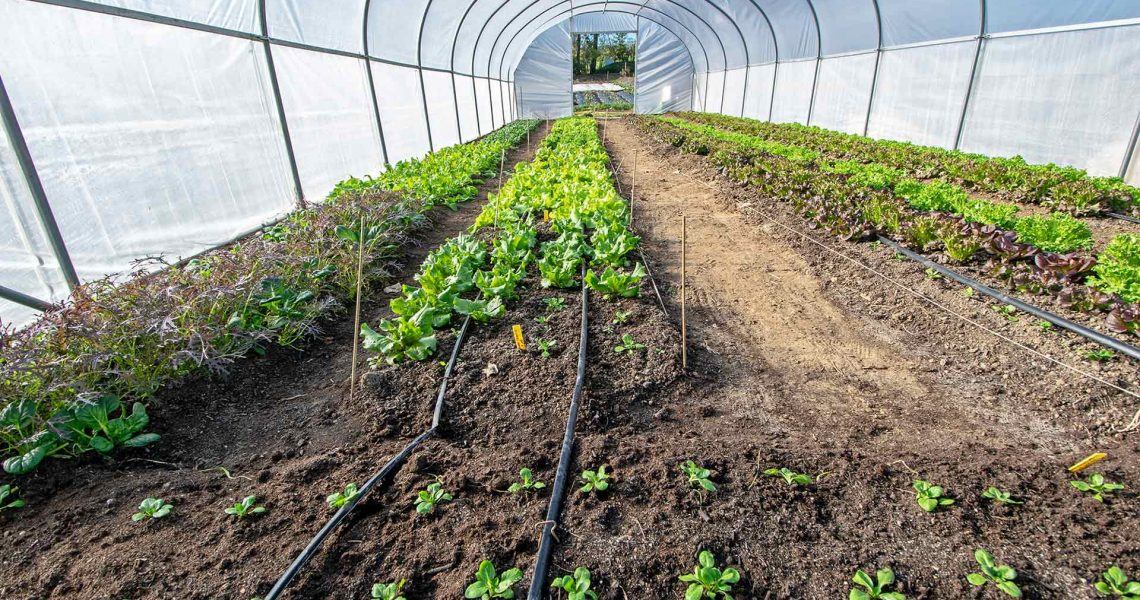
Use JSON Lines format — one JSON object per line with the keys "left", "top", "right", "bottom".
{"left": 1, "top": 0, "right": 1139, "bottom": 598}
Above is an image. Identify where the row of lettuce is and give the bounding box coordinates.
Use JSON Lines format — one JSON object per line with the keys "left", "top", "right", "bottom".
{"left": 360, "top": 117, "right": 645, "bottom": 366}
{"left": 675, "top": 112, "right": 1140, "bottom": 217}
{"left": 639, "top": 115, "right": 1140, "bottom": 338}
{"left": 0, "top": 120, "right": 539, "bottom": 476}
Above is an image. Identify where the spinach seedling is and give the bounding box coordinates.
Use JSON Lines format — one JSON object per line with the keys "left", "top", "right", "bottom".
{"left": 508, "top": 468, "right": 546, "bottom": 494}
{"left": 534, "top": 315, "right": 549, "bottom": 324}
{"left": 614, "top": 334, "right": 646, "bottom": 353}
{"left": 464, "top": 560, "right": 523, "bottom": 599}
{"left": 551, "top": 567, "right": 598, "bottom": 600}
{"left": 225, "top": 495, "right": 266, "bottom": 518}
{"left": 912, "top": 480, "right": 954, "bottom": 512}
{"left": 1035, "top": 320, "right": 1054, "bottom": 332}
{"left": 132, "top": 497, "right": 172, "bottom": 521}
{"left": 536, "top": 339, "right": 555, "bottom": 359}
{"left": 679, "top": 550, "right": 740, "bottom": 600}
{"left": 850, "top": 567, "right": 905, "bottom": 600}
{"left": 1071, "top": 473, "right": 1124, "bottom": 502}
{"left": 415, "top": 481, "right": 454, "bottom": 514}
{"left": 545, "top": 297, "right": 567, "bottom": 312}
{"left": 372, "top": 579, "right": 407, "bottom": 600}
{"left": 680, "top": 461, "right": 716, "bottom": 492}
{"left": 580, "top": 465, "right": 613, "bottom": 494}
{"left": 981, "top": 487, "right": 1023, "bottom": 506}
{"left": 1083, "top": 349, "right": 1115, "bottom": 362}
{"left": 966, "top": 549, "right": 1021, "bottom": 598}
{"left": 961, "top": 287, "right": 976, "bottom": 298}
{"left": 1096, "top": 566, "right": 1140, "bottom": 598}
{"left": 765, "top": 467, "right": 812, "bottom": 486}
{"left": 327, "top": 483, "right": 360, "bottom": 510}
{"left": 0, "top": 484, "right": 25, "bottom": 511}
{"left": 612, "top": 310, "right": 632, "bottom": 324}
{"left": 925, "top": 268, "right": 942, "bottom": 280}
{"left": 993, "top": 304, "right": 1018, "bottom": 322}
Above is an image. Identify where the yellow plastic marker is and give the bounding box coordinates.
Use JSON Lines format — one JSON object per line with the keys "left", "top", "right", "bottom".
{"left": 543, "top": 210, "right": 550, "bottom": 222}
{"left": 1068, "top": 452, "right": 1106, "bottom": 473}
{"left": 512, "top": 324, "right": 526, "bottom": 350}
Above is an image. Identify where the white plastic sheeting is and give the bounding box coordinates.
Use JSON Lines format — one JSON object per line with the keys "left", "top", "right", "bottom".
{"left": 867, "top": 42, "right": 977, "bottom": 148}
{"left": 811, "top": 53, "right": 876, "bottom": 135}
{"left": 636, "top": 18, "right": 694, "bottom": 115}
{"left": 372, "top": 63, "right": 431, "bottom": 164}
{"left": 770, "top": 60, "right": 816, "bottom": 125}
{"left": 517, "top": 22, "right": 570, "bottom": 120}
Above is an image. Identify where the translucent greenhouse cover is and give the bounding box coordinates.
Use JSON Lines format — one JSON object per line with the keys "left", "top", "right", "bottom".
{"left": 1, "top": 0, "right": 1139, "bottom": 328}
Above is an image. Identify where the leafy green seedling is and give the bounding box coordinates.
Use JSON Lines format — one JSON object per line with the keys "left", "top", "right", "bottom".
{"left": 765, "top": 467, "right": 812, "bottom": 486}
{"left": 612, "top": 310, "right": 631, "bottom": 324}
{"left": 981, "top": 487, "right": 1022, "bottom": 506}
{"left": 1035, "top": 320, "right": 1054, "bottom": 332}
{"left": 993, "top": 304, "right": 1018, "bottom": 322}
{"left": 614, "top": 334, "right": 646, "bottom": 353}
{"left": 415, "top": 481, "right": 454, "bottom": 514}
{"left": 534, "top": 315, "right": 549, "bottom": 325}
{"left": 679, "top": 550, "right": 740, "bottom": 600}
{"left": 551, "top": 567, "right": 598, "bottom": 600}
{"left": 925, "top": 268, "right": 942, "bottom": 280}
{"left": 464, "top": 560, "right": 524, "bottom": 599}
{"left": 580, "top": 465, "right": 613, "bottom": 494}
{"left": 545, "top": 297, "right": 567, "bottom": 312}
{"left": 225, "top": 495, "right": 266, "bottom": 518}
{"left": 372, "top": 579, "right": 407, "bottom": 600}
{"left": 893, "top": 252, "right": 907, "bottom": 261}
{"left": 536, "top": 339, "right": 555, "bottom": 359}
{"left": 850, "top": 567, "right": 905, "bottom": 600}
{"left": 0, "top": 484, "right": 25, "bottom": 511}
{"left": 508, "top": 468, "right": 546, "bottom": 494}
{"left": 1084, "top": 349, "right": 1115, "bottom": 362}
{"left": 1096, "top": 566, "right": 1140, "bottom": 598}
{"left": 913, "top": 480, "right": 954, "bottom": 512}
{"left": 327, "top": 483, "right": 360, "bottom": 510}
{"left": 132, "top": 497, "right": 172, "bottom": 521}
{"left": 680, "top": 461, "right": 716, "bottom": 492}
{"left": 1071, "top": 473, "right": 1124, "bottom": 502}
{"left": 961, "top": 287, "right": 975, "bottom": 298}
{"left": 967, "top": 549, "right": 1021, "bottom": 598}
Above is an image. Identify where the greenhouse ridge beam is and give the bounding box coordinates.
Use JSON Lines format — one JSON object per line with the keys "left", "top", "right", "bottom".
{"left": 257, "top": 0, "right": 304, "bottom": 205}
{"left": 0, "top": 71, "right": 80, "bottom": 292}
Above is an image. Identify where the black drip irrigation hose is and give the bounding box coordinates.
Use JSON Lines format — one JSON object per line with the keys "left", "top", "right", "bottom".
{"left": 878, "top": 237, "right": 1140, "bottom": 362}
{"left": 263, "top": 315, "right": 472, "bottom": 600}
{"left": 1106, "top": 211, "right": 1140, "bottom": 225}
{"left": 527, "top": 273, "right": 590, "bottom": 600}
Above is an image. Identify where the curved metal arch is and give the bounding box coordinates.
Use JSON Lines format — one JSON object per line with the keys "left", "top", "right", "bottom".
{"left": 804, "top": 0, "right": 822, "bottom": 125}
{"left": 687, "top": 0, "right": 748, "bottom": 114}
{"left": 742, "top": 0, "right": 780, "bottom": 120}
{"left": 500, "top": 1, "right": 708, "bottom": 87}
{"left": 362, "top": 0, "right": 390, "bottom": 164}
{"left": 488, "top": 0, "right": 727, "bottom": 85}
{"left": 863, "top": 0, "right": 884, "bottom": 135}
{"left": 416, "top": 0, "right": 436, "bottom": 152}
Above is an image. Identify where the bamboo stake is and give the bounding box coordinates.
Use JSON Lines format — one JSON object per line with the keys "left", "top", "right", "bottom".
{"left": 631, "top": 147, "right": 637, "bottom": 221}
{"left": 350, "top": 215, "right": 366, "bottom": 398}
{"left": 681, "top": 214, "right": 687, "bottom": 370}
{"left": 497, "top": 148, "right": 505, "bottom": 195}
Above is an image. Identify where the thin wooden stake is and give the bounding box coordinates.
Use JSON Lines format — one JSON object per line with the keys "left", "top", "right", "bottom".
{"left": 350, "top": 215, "right": 366, "bottom": 398}
{"left": 497, "top": 148, "right": 505, "bottom": 195}
{"left": 527, "top": 126, "right": 530, "bottom": 153}
{"left": 681, "top": 214, "right": 687, "bottom": 370}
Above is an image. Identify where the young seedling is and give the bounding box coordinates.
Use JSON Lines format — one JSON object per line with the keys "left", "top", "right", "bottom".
{"left": 765, "top": 467, "right": 812, "bottom": 486}
{"left": 680, "top": 461, "right": 717, "bottom": 492}
{"left": 0, "top": 484, "right": 25, "bottom": 512}
{"left": 545, "top": 297, "right": 567, "bottom": 312}
{"left": 508, "top": 468, "right": 546, "bottom": 494}
{"left": 925, "top": 268, "right": 942, "bottom": 280}
{"left": 612, "top": 310, "right": 632, "bottom": 324}
{"left": 1083, "top": 349, "right": 1115, "bottom": 362}
{"left": 679, "top": 550, "right": 740, "bottom": 600}
{"left": 534, "top": 315, "right": 549, "bottom": 325}
{"left": 327, "top": 483, "right": 360, "bottom": 510}
{"left": 551, "top": 567, "right": 598, "bottom": 600}
{"left": 1096, "top": 566, "right": 1140, "bottom": 598}
{"left": 536, "top": 339, "right": 555, "bottom": 359}
{"left": 981, "top": 487, "right": 1023, "bottom": 506}
{"left": 464, "top": 560, "right": 524, "bottom": 599}
{"left": 372, "top": 579, "right": 407, "bottom": 600}
{"left": 614, "top": 334, "right": 646, "bottom": 353}
{"left": 966, "top": 549, "right": 1021, "bottom": 598}
{"left": 580, "top": 465, "right": 613, "bottom": 494}
{"left": 913, "top": 480, "right": 954, "bottom": 512}
{"left": 850, "top": 567, "right": 905, "bottom": 600}
{"left": 132, "top": 497, "right": 172, "bottom": 521}
{"left": 1071, "top": 473, "right": 1125, "bottom": 502}
{"left": 993, "top": 304, "right": 1019, "bottom": 323}
{"left": 225, "top": 495, "right": 267, "bottom": 518}
{"left": 415, "top": 481, "right": 454, "bottom": 514}
{"left": 1035, "top": 320, "right": 1054, "bottom": 332}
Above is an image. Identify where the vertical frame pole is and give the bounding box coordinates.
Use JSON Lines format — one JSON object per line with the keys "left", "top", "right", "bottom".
{"left": 954, "top": 0, "right": 988, "bottom": 151}
{"left": 258, "top": 0, "right": 304, "bottom": 205}
{"left": 416, "top": 1, "right": 436, "bottom": 153}
{"left": 1120, "top": 108, "right": 1140, "bottom": 179}
{"left": 0, "top": 73, "right": 80, "bottom": 291}
{"left": 863, "top": 0, "right": 884, "bottom": 136}
{"left": 805, "top": 0, "right": 823, "bottom": 126}
{"left": 362, "top": 0, "right": 390, "bottom": 165}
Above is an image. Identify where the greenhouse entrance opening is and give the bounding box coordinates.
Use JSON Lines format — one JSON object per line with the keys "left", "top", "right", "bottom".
{"left": 572, "top": 30, "right": 635, "bottom": 114}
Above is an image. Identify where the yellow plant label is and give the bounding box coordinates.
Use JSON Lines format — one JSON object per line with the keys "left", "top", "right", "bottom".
{"left": 1068, "top": 452, "right": 1106, "bottom": 473}
{"left": 543, "top": 210, "right": 550, "bottom": 222}
{"left": 512, "top": 324, "right": 526, "bottom": 350}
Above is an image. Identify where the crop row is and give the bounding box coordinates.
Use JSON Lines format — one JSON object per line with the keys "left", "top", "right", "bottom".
{"left": 638, "top": 116, "right": 1140, "bottom": 341}
{"left": 676, "top": 112, "right": 1140, "bottom": 217}
{"left": 359, "top": 117, "right": 647, "bottom": 367}
{"left": 0, "top": 120, "right": 538, "bottom": 476}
